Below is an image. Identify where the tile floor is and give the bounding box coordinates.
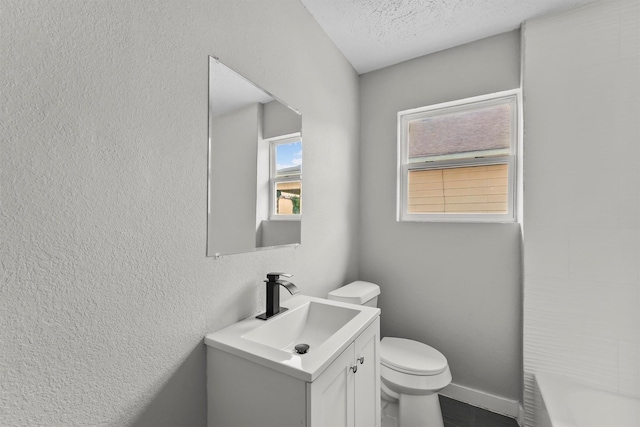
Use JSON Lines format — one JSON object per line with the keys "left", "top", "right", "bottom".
{"left": 440, "top": 395, "right": 519, "bottom": 427}
{"left": 381, "top": 395, "right": 519, "bottom": 427}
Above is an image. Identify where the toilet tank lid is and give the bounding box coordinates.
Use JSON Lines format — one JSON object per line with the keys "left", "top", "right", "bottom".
{"left": 328, "top": 281, "right": 380, "bottom": 305}
{"left": 380, "top": 337, "right": 448, "bottom": 376}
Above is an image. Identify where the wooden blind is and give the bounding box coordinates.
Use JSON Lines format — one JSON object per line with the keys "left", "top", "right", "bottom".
{"left": 408, "top": 164, "right": 508, "bottom": 213}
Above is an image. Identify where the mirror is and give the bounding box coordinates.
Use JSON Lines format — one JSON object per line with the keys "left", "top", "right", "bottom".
{"left": 207, "top": 57, "right": 302, "bottom": 257}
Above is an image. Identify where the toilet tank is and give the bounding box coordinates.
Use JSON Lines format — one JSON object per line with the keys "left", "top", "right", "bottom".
{"left": 327, "top": 281, "right": 380, "bottom": 307}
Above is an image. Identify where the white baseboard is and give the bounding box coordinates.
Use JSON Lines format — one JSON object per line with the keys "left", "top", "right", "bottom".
{"left": 440, "top": 382, "right": 521, "bottom": 420}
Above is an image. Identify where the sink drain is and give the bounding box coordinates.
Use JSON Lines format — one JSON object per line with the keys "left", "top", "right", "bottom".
{"left": 294, "top": 343, "right": 310, "bottom": 354}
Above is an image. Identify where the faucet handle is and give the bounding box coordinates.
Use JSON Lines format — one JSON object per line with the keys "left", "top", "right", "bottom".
{"left": 266, "top": 272, "right": 293, "bottom": 281}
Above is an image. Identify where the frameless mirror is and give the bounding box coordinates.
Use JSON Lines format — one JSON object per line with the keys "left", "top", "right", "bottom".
{"left": 207, "top": 57, "right": 302, "bottom": 257}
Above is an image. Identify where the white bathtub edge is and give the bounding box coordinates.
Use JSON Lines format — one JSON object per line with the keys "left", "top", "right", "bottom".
{"left": 534, "top": 372, "right": 640, "bottom": 427}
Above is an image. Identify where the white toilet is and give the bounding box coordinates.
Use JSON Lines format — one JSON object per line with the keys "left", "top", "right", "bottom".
{"left": 328, "top": 281, "right": 452, "bottom": 427}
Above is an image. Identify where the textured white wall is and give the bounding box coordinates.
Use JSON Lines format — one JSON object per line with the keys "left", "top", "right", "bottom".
{"left": 359, "top": 31, "right": 523, "bottom": 407}
{"left": 0, "top": 1, "right": 359, "bottom": 426}
{"left": 522, "top": 1, "right": 640, "bottom": 425}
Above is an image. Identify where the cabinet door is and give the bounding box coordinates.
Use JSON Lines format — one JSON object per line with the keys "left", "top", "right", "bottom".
{"left": 354, "top": 318, "right": 381, "bottom": 427}
{"left": 308, "top": 343, "right": 355, "bottom": 427}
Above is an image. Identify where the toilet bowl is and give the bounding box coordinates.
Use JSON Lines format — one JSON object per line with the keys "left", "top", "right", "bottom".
{"left": 380, "top": 337, "right": 452, "bottom": 427}
{"left": 328, "top": 281, "right": 452, "bottom": 427}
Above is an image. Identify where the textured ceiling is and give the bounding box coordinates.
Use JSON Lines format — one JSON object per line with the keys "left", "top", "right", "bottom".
{"left": 300, "top": 0, "right": 596, "bottom": 74}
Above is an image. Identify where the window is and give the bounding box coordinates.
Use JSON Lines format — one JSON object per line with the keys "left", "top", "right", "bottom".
{"left": 398, "top": 90, "right": 520, "bottom": 222}
{"left": 269, "top": 133, "right": 302, "bottom": 219}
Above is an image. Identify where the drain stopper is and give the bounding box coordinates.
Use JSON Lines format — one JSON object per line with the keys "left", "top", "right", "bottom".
{"left": 294, "top": 343, "right": 310, "bottom": 354}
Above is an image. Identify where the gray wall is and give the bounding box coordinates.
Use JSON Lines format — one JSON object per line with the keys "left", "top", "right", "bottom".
{"left": 209, "top": 103, "right": 260, "bottom": 255}
{"left": 522, "top": 1, "right": 640, "bottom": 425}
{"left": 262, "top": 99, "right": 302, "bottom": 140}
{"left": 1, "top": 1, "right": 359, "bottom": 426}
{"left": 359, "top": 31, "right": 523, "bottom": 404}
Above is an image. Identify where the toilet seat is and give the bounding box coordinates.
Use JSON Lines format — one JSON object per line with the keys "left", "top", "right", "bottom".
{"left": 381, "top": 337, "right": 448, "bottom": 376}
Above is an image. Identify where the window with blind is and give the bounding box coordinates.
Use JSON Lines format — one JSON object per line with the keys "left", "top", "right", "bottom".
{"left": 398, "top": 90, "right": 520, "bottom": 222}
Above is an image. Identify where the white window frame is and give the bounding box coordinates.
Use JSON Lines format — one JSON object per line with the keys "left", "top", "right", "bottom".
{"left": 397, "top": 89, "right": 521, "bottom": 223}
{"left": 269, "top": 133, "right": 302, "bottom": 221}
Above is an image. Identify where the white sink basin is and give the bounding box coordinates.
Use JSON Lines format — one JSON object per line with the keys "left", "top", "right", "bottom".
{"left": 242, "top": 300, "right": 360, "bottom": 352}
{"left": 204, "top": 295, "right": 380, "bottom": 381}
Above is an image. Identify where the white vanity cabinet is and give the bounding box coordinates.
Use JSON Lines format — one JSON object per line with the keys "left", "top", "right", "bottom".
{"left": 308, "top": 317, "right": 380, "bottom": 427}
{"left": 354, "top": 316, "right": 381, "bottom": 427}
{"left": 207, "top": 316, "right": 380, "bottom": 427}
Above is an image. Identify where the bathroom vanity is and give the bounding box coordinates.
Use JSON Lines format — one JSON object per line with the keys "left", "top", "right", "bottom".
{"left": 205, "top": 295, "right": 381, "bottom": 427}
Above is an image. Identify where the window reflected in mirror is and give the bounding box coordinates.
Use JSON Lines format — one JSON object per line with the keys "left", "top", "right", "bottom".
{"left": 270, "top": 135, "right": 302, "bottom": 218}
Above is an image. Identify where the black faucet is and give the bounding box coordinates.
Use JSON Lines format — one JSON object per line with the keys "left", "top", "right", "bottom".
{"left": 256, "top": 272, "right": 300, "bottom": 320}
